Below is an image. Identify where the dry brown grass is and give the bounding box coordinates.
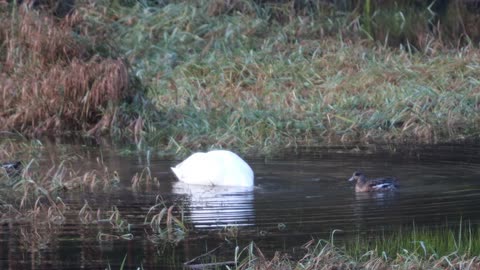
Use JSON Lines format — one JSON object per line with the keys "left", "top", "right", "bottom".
{"left": 0, "top": 5, "right": 131, "bottom": 136}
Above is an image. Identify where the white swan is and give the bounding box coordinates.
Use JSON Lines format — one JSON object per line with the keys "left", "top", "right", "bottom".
{"left": 171, "top": 150, "right": 254, "bottom": 187}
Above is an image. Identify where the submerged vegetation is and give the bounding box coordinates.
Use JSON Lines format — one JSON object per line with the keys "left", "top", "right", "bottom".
{"left": 0, "top": 140, "right": 187, "bottom": 247}
{"left": 0, "top": 0, "right": 480, "bottom": 154}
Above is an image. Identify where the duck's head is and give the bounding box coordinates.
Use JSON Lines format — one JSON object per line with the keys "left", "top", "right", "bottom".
{"left": 348, "top": 171, "right": 366, "bottom": 182}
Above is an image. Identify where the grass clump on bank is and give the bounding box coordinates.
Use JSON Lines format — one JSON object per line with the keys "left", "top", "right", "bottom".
{"left": 0, "top": 2, "right": 138, "bottom": 137}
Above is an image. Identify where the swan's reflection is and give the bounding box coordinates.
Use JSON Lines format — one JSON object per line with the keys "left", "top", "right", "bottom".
{"left": 171, "top": 182, "right": 255, "bottom": 228}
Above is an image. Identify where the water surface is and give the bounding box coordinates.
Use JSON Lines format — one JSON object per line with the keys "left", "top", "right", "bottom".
{"left": 1, "top": 143, "right": 480, "bottom": 269}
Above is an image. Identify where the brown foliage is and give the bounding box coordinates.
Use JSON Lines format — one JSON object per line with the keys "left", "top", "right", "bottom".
{"left": 0, "top": 5, "right": 130, "bottom": 136}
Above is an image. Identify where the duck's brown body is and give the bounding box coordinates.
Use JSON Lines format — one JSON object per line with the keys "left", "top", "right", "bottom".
{"left": 348, "top": 171, "right": 398, "bottom": 192}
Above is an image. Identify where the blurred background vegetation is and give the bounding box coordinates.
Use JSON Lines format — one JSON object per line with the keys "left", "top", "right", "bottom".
{"left": 110, "top": 0, "right": 480, "bottom": 47}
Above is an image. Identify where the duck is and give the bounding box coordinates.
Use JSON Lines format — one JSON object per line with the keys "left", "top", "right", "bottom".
{"left": 171, "top": 150, "right": 254, "bottom": 187}
{"left": 348, "top": 171, "right": 398, "bottom": 192}
{"left": 0, "top": 161, "right": 23, "bottom": 177}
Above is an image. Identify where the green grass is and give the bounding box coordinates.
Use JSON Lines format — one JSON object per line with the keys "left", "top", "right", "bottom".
{"left": 231, "top": 224, "right": 480, "bottom": 269}
{"left": 78, "top": 0, "right": 480, "bottom": 155}
{"left": 346, "top": 223, "right": 480, "bottom": 260}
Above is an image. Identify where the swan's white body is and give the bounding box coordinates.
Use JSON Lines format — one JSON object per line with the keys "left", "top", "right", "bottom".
{"left": 171, "top": 150, "right": 254, "bottom": 187}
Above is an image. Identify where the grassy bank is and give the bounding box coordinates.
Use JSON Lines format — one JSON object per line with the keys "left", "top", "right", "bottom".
{"left": 231, "top": 225, "right": 480, "bottom": 270}
{"left": 1, "top": 1, "right": 480, "bottom": 155}
{"left": 91, "top": 0, "right": 480, "bottom": 155}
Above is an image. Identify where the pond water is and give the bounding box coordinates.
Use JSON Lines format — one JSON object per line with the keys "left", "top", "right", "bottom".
{"left": 1, "top": 142, "right": 480, "bottom": 269}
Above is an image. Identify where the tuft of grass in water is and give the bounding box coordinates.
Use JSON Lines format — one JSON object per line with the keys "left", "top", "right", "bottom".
{"left": 79, "top": 201, "right": 131, "bottom": 234}
{"left": 0, "top": 139, "right": 121, "bottom": 229}
{"left": 131, "top": 167, "right": 160, "bottom": 191}
{"left": 144, "top": 196, "right": 188, "bottom": 243}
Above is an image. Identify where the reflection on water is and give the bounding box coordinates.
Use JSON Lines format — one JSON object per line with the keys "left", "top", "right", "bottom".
{"left": 2, "top": 142, "right": 480, "bottom": 269}
{"left": 171, "top": 182, "right": 255, "bottom": 228}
